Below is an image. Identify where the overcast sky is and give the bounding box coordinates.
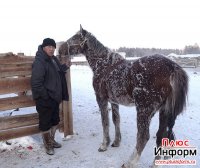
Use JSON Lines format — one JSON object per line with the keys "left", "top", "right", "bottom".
{"left": 0, "top": 0, "right": 200, "bottom": 55}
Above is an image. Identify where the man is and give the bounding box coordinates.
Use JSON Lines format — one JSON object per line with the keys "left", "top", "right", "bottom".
{"left": 31, "top": 38, "right": 70, "bottom": 155}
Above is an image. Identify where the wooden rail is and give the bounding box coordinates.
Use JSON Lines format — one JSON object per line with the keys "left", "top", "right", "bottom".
{"left": 0, "top": 53, "right": 73, "bottom": 141}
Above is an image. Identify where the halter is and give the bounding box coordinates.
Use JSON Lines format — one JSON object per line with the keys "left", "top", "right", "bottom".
{"left": 66, "top": 38, "right": 87, "bottom": 56}
{"left": 57, "top": 38, "right": 87, "bottom": 60}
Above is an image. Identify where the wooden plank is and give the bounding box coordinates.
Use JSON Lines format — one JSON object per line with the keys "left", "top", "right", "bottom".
{"left": 0, "top": 95, "right": 35, "bottom": 112}
{"left": 0, "top": 71, "right": 31, "bottom": 78}
{"left": 0, "top": 53, "right": 34, "bottom": 65}
{"left": 0, "top": 113, "right": 39, "bottom": 130}
{"left": 0, "top": 122, "right": 64, "bottom": 141}
{"left": 0, "top": 124, "right": 40, "bottom": 141}
{"left": 0, "top": 63, "right": 32, "bottom": 69}
{"left": 0, "top": 77, "right": 31, "bottom": 95}
{"left": 0, "top": 65, "right": 32, "bottom": 78}
{"left": 0, "top": 112, "right": 63, "bottom": 130}
{"left": 0, "top": 52, "right": 13, "bottom": 56}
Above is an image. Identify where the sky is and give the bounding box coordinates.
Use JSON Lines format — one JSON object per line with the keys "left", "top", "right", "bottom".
{"left": 0, "top": 0, "right": 200, "bottom": 55}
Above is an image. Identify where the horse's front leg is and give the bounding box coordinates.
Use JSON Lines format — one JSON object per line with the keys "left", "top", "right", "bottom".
{"left": 111, "top": 103, "right": 121, "bottom": 147}
{"left": 96, "top": 96, "right": 110, "bottom": 152}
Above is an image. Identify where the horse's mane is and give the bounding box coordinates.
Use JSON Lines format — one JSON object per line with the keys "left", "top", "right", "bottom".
{"left": 85, "top": 31, "right": 125, "bottom": 64}
{"left": 85, "top": 32, "right": 109, "bottom": 56}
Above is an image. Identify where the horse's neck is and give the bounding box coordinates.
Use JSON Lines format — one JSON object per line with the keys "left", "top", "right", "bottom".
{"left": 83, "top": 34, "right": 124, "bottom": 74}
{"left": 84, "top": 50, "right": 108, "bottom": 72}
{"left": 84, "top": 49, "right": 124, "bottom": 75}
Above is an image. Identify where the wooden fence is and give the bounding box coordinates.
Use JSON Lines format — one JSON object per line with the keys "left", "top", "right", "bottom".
{"left": 167, "top": 56, "right": 200, "bottom": 68}
{"left": 0, "top": 53, "right": 73, "bottom": 141}
{"left": 172, "top": 57, "right": 199, "bottom": 68}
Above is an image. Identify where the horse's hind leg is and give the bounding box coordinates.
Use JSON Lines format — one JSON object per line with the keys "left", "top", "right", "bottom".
{"left": 111, "top": 103, "right": 121, "bottom": 147}
{"left": 156, "top": 107, "right": 175, "bottom": 147}
{"left": 96, "top": 97, "right": 110, "bottom": 152}
{"left": 152, "top": 107, "right": 176, "bottom": 168}
{"left": 151, "top": 108, "right": 168, "bottom": 168}
{"left": 156, "top": 108, "right": 168, "bottom": 148}
{"left": 123, "top": 107, "right": 153, "bottom": 168}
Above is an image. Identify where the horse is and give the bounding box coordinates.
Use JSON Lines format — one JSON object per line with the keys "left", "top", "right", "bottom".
{"left": 59, "top": 25, "right": 188, "bottom": 168}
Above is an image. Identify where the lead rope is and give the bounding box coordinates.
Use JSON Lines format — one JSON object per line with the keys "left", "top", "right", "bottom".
{"left": 67, "top": 41, "right": 70, "bottom": 56}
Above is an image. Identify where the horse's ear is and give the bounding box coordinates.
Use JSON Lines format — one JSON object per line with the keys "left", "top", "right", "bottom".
{"left": 80, "top": 24, "right": 83, "bottom": 32}
{"left": 80, "top": 24, "right": 86, "bottom": 37}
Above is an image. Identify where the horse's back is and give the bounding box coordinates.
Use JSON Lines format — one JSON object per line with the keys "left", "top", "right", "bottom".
{"left": 130, "top": 54, "right": 180, "bottom": 108}
{"left": 131, "top": 54, "right": 178, "bottom": 85}
{"left": 132, "top": 54, "right": 177, "bottom": 73}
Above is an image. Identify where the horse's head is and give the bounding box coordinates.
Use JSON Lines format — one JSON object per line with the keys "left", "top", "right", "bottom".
{"left": 57, "top": 25, "right": 88, "bottom": 64}
{"left": 59, "top": 26, "right": 87, "bottom": 56}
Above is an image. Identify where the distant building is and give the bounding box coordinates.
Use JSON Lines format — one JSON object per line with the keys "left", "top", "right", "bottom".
{"left": 167, "top": 53, "right": 200, "bottom": 68}
{"left": 168, "top": 53, "right": 200, "bottom": 58}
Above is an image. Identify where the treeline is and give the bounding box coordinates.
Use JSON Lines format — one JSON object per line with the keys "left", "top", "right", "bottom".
{"left": 116, "top": 43, "right": 200, "bottom": 57}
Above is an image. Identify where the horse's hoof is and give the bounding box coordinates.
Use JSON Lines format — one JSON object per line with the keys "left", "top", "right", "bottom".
{"left": 98, "top": 147, "right": 107, "bottom": 152}
{"left": 121, "top": 164, "right": 126, "bottom": 168}
{"left": 98, "top": 143, "right": 108, "bottom": 152}
{"left": 164, "top": 155, "right": 171, "bottom": 160}
{"left": 122, "top": 163, "right": 131, "bottom": 168}
{"left": 155, "top": 155, "right": 161, "bottom": 160}
{"left": 111, "top": 142, "right": 120, "bottom": 147}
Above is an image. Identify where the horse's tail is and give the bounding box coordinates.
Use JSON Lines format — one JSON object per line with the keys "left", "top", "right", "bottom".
{"left": 165, "top": 66, "right": 188, "bottom": 140}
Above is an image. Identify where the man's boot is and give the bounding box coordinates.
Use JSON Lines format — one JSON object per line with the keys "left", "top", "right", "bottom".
{"left": 42, "top": 131, "right": 54, "bottom": 155}
{"left": 51, "top": 125, "right": 62, "bottom": 148}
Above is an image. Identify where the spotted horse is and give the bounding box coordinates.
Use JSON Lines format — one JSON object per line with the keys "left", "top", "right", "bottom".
{"left": 59, "top": 25, "right": 188, "bottom": 168}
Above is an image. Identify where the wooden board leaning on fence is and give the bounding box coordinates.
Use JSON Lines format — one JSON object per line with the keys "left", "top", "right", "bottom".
{"left": 0, "top": 52, "right": 73, "bottom": 141}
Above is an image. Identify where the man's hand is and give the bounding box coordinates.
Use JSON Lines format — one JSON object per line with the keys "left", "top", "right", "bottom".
{"left": 65, "top": 59, "right": 72, "bottom": 67}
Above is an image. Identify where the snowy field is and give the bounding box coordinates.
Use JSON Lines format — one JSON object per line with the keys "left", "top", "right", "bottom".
{"left": 0, "top": 65, "right": 199, "bottom": 168}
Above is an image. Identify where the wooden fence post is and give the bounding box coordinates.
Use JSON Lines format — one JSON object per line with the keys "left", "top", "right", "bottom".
{"left": 63, "top": 68, "right": 73, "bottom": 137}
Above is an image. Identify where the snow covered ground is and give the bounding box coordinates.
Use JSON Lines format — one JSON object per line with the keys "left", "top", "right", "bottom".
{"left": 0, "top": 65, "right": 199, "bottom": 168}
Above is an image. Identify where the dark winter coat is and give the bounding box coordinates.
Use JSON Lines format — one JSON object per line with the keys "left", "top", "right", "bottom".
{"left": 31, "top": 46, "right": 69, "bottom": 103}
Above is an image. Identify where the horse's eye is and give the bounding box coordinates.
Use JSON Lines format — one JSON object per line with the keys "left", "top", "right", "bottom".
{"left": 80, "top": 36, "right": 84, "bottom": 40}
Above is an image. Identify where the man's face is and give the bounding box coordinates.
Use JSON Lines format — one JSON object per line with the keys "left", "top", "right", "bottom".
{"left": 43, "top": 46, "right": 55, "bottom": 57}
